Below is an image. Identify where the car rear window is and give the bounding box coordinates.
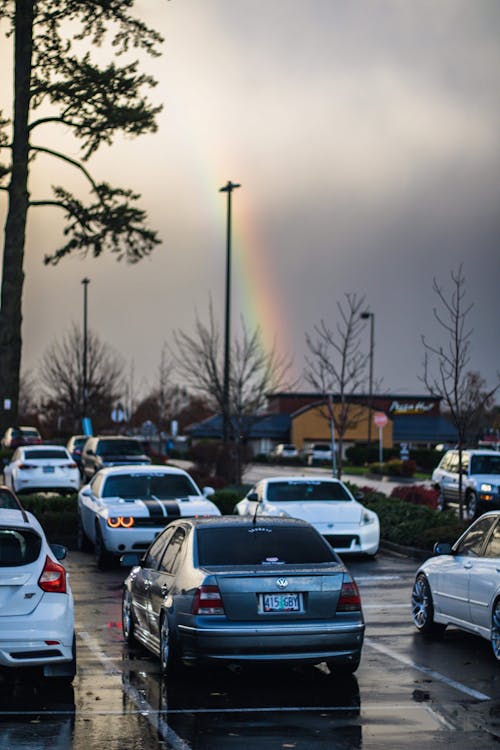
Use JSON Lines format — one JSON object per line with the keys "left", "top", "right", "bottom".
{"left": 0, "top": 529, "right": 42, "bottom": 566}
{"left": 21, "top": 429, "right": 40, "bottom": 437}
{"left": 266, "top": 480, "right": 351, "bottom": 503}
{"left": 24, "top": 449, "right": 67, "bottom": 460}
{"left": 102, "top": 473, "right": 198, "bottom": 499}
{"left": 197, "top": 526, "right": 337, "bottom": 566}
{"left": 96, "top": 440, "right": 144, "bottom": 456}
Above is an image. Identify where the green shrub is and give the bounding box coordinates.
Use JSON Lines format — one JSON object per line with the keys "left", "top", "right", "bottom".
{"left": 368, "top": 459, "right": 416, "bottom": 477}
{"left": 211, "top": 486, "right": 249, "bottom": 515}
{"left": 19, "top": 493, "right": 78, "bottom": 546}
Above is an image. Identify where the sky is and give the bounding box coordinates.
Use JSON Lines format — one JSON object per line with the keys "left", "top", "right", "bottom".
{"left": 1, "top": 0, "right": 500, "bottom": 407}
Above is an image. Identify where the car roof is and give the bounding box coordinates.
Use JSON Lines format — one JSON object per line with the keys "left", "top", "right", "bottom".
{"left": 0, "top": 507, "right": 41, "bottom": 531}
{"left": 447, "top": 449, "right": 500, "bottom": 456}
{"left": 260, "top": 476, "right": 344, "bottom": 484}
{"left": 177, "top": 516, "right": 314, "bottom": 530}
{"left": 96, "top": 465, "right": 191, "bottom": 478}
{"left": 17, "top": 444, "right": 68, "bottom": 452}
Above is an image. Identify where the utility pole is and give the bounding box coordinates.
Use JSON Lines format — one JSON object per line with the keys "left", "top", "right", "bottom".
{"left": 82, "top": 277, "right": 90, "bottom": 419}
{"left": 219, "top": 181, "right": 241, "bottom": 443}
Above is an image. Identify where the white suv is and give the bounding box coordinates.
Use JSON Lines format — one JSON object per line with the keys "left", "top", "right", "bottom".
{"left": 306, "top": 443, "right": 333, "bottom": 466}
{"left": 0, "top": 500, "right": 75, "bottom": 682}
{"left": 432, "top": 449, "right": 500, "bottom": 520}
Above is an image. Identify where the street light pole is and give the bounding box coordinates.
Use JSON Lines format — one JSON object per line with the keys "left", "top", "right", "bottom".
{"left": 219, "top": 180, "right": 241, "bottom": 443}
{"left": 361, "top": 310, "right": 374, "bottom": 447}
{"left": 81, "top": 278, "right": 90, "bottom": 420}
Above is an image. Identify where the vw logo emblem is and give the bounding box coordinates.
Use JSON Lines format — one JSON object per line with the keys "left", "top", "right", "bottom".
{"left": 276, "top": 577, "right": 288, "bottom": 589}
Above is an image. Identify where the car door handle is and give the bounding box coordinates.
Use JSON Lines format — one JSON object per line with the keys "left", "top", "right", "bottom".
{"left": 463, "top": 562, "right": 473, "bottom": 569}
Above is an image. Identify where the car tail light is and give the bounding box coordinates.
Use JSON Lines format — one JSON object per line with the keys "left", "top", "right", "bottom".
{"left": 192, "top": 585, "right": 225, "bottom": 615}
{"left": 62, "top": 462, "right": 78, "bottom": 469}
{"left": 38, "top": 556, "right": 67, "bottom": 593}
{"left": 336, "top": 580, "right": 361, "bottom": 612}
{"left": 18, "top": 463, "right": 35, "bottom": 470}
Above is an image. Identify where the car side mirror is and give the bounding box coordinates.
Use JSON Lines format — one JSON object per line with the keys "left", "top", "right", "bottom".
{"left": 202, "top": 486, "right": 215, "bottom": 497}
{"left": 80, "top": 486, "right": 92, "bottom": 496}
{"left": 433, "top": 542, "right": 452, "bottom": 556}
{"left": 50, "top": 544, "right": 67, "bottom": 561}
{"left": 247, "top": 491, "right": 259, "bottom": 502}
{"left": 121, "top": 552, "right": 142, "bottom": 568}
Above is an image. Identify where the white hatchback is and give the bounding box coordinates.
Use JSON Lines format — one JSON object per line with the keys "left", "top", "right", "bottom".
{"left": 0, "top": 504, "right": 75, "bottom": 681}
{"left": 4, "top": 445, "right": 80, "bottom": 495}
{"left": 235, "top": 476, "right": 380, "bottom": 556}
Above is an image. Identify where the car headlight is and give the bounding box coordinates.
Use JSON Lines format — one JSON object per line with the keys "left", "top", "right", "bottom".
{"left": 361, "top": 511, "right": 376, "bottom": 525}
{"left": 107, "top": 517, "right": 135, "bottom": 528}
{"left": 480, "top": 483, "right": 493, "bottom": 492}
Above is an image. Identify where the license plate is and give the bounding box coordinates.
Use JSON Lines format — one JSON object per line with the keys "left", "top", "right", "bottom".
{"left": 260, "top": 593, "right": 301, "bottom": 613}
{"left": 43, "top": 466, "right": 55, "bottom": 473}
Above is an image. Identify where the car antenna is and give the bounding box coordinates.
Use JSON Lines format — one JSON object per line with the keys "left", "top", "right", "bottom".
{"left": 252, "top": 497, "right": 260, "bottom": 525}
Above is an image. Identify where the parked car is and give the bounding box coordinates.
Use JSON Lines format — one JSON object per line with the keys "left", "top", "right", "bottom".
{"left": 270, "top": 444, "right": 299, "bottom": 460}
{"left": 66, "top": 434, "right": 88, "bottom": 473}
{"left": 3, "top": 445, "right": 80, "bottom": 495}
{"left": 432, "top": 449, "right": 500, "bottom": 519}
{"left": 121, "top": 516, "right": 364, "bottom": 674}
{"left": 80, "top": 436, "right": 151, "bottom": 481}
{"left": 411, "top": 510, "right": 500, "bottom": 661}
{"left": 78, "top": 465, "right": 220, "bottom": 568}
{"left": 304, "top": 443, "right": 333, "bottom": 466}
{"left": 1, "top": 426, "right": 42, "bottom": 450}
{"left": 235, "top": 476, "right": 379, "bottom": 556}
{"left": 0, "top": 505, "right": 76, "bottom": 681}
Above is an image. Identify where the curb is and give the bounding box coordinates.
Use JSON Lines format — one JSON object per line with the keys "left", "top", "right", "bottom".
{"left": 380, "top": 540, "right": 431, "bottom": 561}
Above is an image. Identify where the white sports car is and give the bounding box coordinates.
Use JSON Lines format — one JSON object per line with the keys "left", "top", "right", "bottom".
{"left": 235, "top": 476, "right": 379, "bottom": 556}
{"left": 77, "top": 465, "right": 221, "bottom": 568}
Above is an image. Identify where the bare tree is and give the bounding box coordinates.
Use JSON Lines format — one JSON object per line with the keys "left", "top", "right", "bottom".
{"left": 421, "top": 264, "right": 500, "bottom": 519}
{"left": 38, "top": 323, "right": 125, "bottom": 433}
{"left": 172, "top": 302, "right": 294, "bottom": 481}
{"left": 305, "top": 293, "right": 369, "bottom": 478}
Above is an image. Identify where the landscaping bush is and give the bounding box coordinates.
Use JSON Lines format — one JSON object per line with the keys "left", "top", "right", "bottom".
{"left": 362, "top": 493, "right": 468, "bottom": 550}
{"left": 345, "top": 445, "right": 399, "bottom": 466}
{"left": 390, "top": 484, "right": 439, "bottom": 509}
{"left": 211, "top": 486, "right": 249, "bottom": 515}
{"left": 368, "top": 459, "right": 416, "bottom": 477}
{"left": 18, "top": 493, "right": 78, "bottom": 547}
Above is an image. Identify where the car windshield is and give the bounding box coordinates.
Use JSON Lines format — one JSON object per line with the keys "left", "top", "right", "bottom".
{"left": 197, "top": 526, "right": 337, "bottom": 566}
{"left": 96, "top": 440, "right": 144, "bottom": 456}
{"left": 24, "top": 449, "right": 67, "bottom": 460}
{"left": 0, "top": 528, "right": 42, "bottom": 566}
{"left": 102, "top": 473, "right": 198, "bottom": 499}
{"left": 470, "top": 455, "right": 500, "bottom": 475}
{"left": 266, "top": 480, "right": 352, "bottom": 503}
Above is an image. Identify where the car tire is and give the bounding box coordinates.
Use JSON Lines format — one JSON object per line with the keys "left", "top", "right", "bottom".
{"left": 491, "top": 598, "right": 500, "bottom": 662}
{"left": 77, "top": 515, "right": 92, "bottom": 552}
{"left": 95, "top": 523, "right": 112, "bottom": 570}
{"left": 122, "top": 588, "right": 136, "bottom": 646}
{"left": 411, "top": 574, "right": 447, "bottom": 635}
{"left": 160, "top": 614, "right": 179, "bottom": 675}
{"left": 466, "top": 492, "right": 478, "bottom": 521}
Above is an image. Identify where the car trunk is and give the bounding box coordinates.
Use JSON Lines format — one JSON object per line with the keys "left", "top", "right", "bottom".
{"left": 214, "top": 568, "right": 344, "bottom": 621}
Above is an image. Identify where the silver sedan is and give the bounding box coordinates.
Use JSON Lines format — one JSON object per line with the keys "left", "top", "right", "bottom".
{"left": 411, "top": 510, "right": 500, "bottom": 660}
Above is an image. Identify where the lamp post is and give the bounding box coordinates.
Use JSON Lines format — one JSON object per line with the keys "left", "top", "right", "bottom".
{"left": 81, "top": 278, "right": 90, "bottom": 419}
{"left": 361, "top": 310, "right": 374, "bottom": 447}
{"left": 219, "top": 180, "right": 241, "bottom": 443}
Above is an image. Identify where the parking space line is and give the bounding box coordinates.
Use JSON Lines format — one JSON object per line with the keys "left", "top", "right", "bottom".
{"left": 77, "top": 630, "right": 121, "bottom": 676}
{"left": 365, "top": 638, "right": 491, "bottom": 701}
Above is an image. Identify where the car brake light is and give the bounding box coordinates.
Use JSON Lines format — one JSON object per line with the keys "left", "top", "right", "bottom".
{"left": 336, "top": 580, "right": 361, "bottom": 612}
{"left": 192, "top": 585, "right": 225, "bottom": 615}
{"left": 18, "top": 463, "right": 35, "bottom": 470}
{"left": 63, "top": 462, "right": 78, "bottom": 469}
{"left": 38, "top": 556, "right": 67, "bottom": 593}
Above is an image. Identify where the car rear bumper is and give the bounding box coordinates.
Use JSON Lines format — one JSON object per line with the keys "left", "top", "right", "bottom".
{"left": 178, "top": 620, "right": 364, "bottom": 665}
